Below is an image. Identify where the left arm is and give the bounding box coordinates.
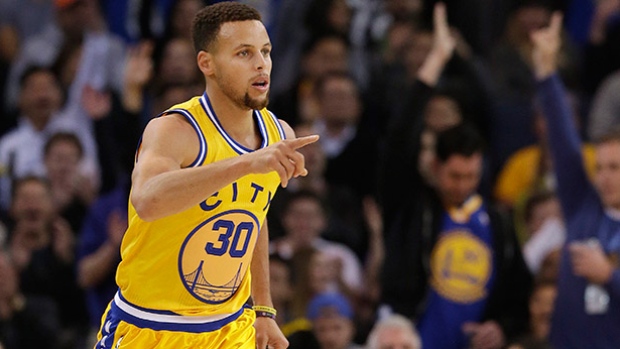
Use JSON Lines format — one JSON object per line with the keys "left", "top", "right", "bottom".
{"left": 251, "top": 221, "right": 288, "bottom": 349}
{"left": 252, "top": 120, "right": 296, "bottom": 349}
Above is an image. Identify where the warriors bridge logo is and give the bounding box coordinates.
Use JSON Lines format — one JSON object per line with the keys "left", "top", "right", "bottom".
{"left": 178, "top": 210, "right": 260, "bottom": 304}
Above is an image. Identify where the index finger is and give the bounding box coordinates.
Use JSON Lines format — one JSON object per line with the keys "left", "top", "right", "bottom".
{"left": 287, "top": 134, "right": 320, "bottom": 149}
{"left": 549, "top": 11, "right": 563, "bottom": 36}
{"left": 434, "top": 2, "right": 448, "bottom": 33}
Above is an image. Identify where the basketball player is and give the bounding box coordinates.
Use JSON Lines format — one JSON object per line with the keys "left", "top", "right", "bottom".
{"left": 94, "top": 2, "right": 318, "bottom": 348}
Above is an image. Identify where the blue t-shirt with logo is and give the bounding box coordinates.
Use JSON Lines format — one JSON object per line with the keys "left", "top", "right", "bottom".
{"left": 417, "top": 195, "right": 496, "bottom": 349}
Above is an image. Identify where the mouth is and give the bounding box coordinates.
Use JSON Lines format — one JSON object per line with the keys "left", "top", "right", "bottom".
{"left": 251, "top": 77, "right": 269, "bottom": 92}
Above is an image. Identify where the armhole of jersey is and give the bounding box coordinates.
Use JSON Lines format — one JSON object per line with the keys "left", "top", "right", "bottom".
{"left": 134, "top": 109, "right": 207, "bottom": 167}
{"left": 267, "top": 111, "right": 286, "bottom": 141}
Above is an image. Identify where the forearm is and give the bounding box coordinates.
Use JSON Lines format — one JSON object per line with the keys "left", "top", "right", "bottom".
{"left": 132, "top": 155, "right": 256, "bottom": 221}
{"left": 417, "top": 51, "right": 451, "bottom": 87}
{"left": 77, "top": 242, "right": 119, "bottom": 288}
{"left": 536, "top": 74, "right": 591, "bottom": 213}
{"left": 251, "top": 222, "right": 273, "bottom": 307}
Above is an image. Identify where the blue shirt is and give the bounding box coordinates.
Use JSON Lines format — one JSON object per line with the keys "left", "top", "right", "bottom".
{"left": 538, "top": 75, "right": 620, "bottom": 349}
{"left": 417, "top": 195, "right": 496, "bottom": 349}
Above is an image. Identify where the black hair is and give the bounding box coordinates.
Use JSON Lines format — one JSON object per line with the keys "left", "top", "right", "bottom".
{"left": 435, "top": 122, "right": 485, "bottom": 162}
{"left": 19, "top": 66, "right": 59, "bottom": 90}
{"left": 191, "top": 1, "right": 262, "bottom": 53}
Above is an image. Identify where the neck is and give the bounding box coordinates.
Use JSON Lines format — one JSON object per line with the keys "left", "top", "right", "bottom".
{"left": 205, "top": 87, "right": 257, "bottom": 146}
{"left": 28, "top": 114, "right": 51, "bottom": 131}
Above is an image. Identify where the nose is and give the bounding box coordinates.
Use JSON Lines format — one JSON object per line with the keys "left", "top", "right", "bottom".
{"left": 254, "top": 52, "right": 268, "bottom": 71}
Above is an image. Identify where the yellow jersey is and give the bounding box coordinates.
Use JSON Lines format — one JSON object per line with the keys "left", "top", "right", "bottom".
{"left": 116, "top": 93, "right": 285, "bottom": 318}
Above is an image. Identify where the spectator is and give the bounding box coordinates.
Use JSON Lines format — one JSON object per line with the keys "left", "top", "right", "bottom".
{"left": 504, "top": 278, "right": 557, "bottom": 349}
{"left": 43, "top": 132, "right": 95, "bottom": 233}
{"left": 268, "top": 252, "right": 295, "bottom": 335}
{"left": 4, "top": 0, "right": 126, "bottom": 112}
{"left": 312, "top": 71, "right": 380, "bottom": 201}
{"left": 0, "top": 0, "right": 55, "bottom": 63}
{"left": 365, "top": 313, "right": 422, "bottom": 349}
{"left": 288, "top": 291, "right": 362, "bottom": 349}
{"left": 530, "top": 10, "right": 620, "bottom": 348}
{"left": 379, "top": 5, "right": 532, "bottom": 349}
{"left": 269, "top": 32, "right": 351, "bottom": 127}
{"left": 287, "top": 246, "right": 330, "bottom": 324}
{"left": 0, "top": 248, "right": 62, "bottom": 349}
{"left": 7, "top": 176, "right": 88, "bottom": 349}
{"left": 76, "top": 177, "right": 129, "bottom": 347}
{"left": 493, "top": 96, "right": 596, "bottom": 212}
{"left": 527, "top": 278, "right": 557, "bottom": 342}
{"left": 0, "top": 66, "right": 98, "bottom": 212}
{"left": 270, "top": 190, "right": 364, "bottom": 299}
{"left": 587, "top": 69, "right": 620, "bottom": 141}
{"left": 484, "top": 0, "right": 580, "bottom": 177}
{"left": 521, "top": 190, "right": 565, "bottom": 274}
{"left": 268, "top": 122, "right": 367, "bottom": 253}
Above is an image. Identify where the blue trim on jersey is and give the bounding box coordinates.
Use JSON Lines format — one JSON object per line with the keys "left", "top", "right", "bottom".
{"left": 255, "top": 110, "right": 269, "bottom": 145}
{"left": 267, "top": 111, "right": 286, "bottom": 140}
{"left": 110, "top": 293, "right": 245, "bottom": 333}
{"left": 166, "top": 108, "right": 207, "bottom": 167}
{"left": 199, "top": 93, "right": 268, "bottom": 154}
{"left": 116, "top": 292, "right": 180, "bottom": 316}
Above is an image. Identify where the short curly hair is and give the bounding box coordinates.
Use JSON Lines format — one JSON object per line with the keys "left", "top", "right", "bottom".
{"left": 192, "top": 1, "right": 262, "bottom": 53}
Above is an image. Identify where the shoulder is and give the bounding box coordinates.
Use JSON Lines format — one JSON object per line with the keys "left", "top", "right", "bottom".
{"left": 0, "top": 127, "right": 26, "bottom": 151}
{"left": 141, "top": 114, "right": 199, "bottom": 154}
{"left": 277, "top": 118, "right": 296, "bottom": 140}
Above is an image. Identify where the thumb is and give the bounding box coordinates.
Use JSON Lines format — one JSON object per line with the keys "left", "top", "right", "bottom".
{"left": 288, "top": 134, "right": 319, "bottom": 149}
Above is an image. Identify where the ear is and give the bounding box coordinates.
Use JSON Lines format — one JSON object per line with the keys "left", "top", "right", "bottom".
{"left": 197, "top": 51, "right": 214, "bottom": 76}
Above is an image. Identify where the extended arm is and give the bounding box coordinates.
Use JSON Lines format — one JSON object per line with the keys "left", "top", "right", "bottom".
{"left": 130, "top": 115, "right": 318, "bottom": 221}
{"left": 380, "top": 1, "right": 455, "bottom": 219}
{"left": 531, "top": 12, "right": 593, "bottom": 218}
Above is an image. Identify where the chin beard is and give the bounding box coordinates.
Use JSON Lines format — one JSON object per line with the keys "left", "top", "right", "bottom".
{"left": 243, "top": 92, "right": 269, "bottom": 110}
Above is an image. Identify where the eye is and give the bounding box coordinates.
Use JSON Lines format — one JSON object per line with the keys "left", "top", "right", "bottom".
{"left": 261, "top": 48, "right": 271, "bottom": 57}
{"left": 237, "top": 50, "right": 249, "bottom": 57}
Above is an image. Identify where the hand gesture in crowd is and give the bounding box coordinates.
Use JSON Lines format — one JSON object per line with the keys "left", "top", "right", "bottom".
{"left": 530, "top": 11, "right": 563, "bottom": 79}
{"left": 51, "top": 217, "right": 75, "bottom": 264}
{"left": 123, "top": 40, "right": 155, "bottom": 112}
{"left": 462, "top": 320, "right": 505, "bottom": 349}
{"left": 569, "top": 240, "right": 614, "bottom": 285}
{"left": 418, "top": 1, "right": 456, "bottom": 86}
{"left": 82, "top": 84, "right": 112, "bottom": 120}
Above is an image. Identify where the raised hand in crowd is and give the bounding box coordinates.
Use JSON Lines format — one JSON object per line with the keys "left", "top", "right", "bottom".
{"left": 82, "top": 85, "right": 112, "bottom": 121}
{"left": 122, "top": 40, "right": 155, "bottom": 113}
{"left": 530, "top": 11, "right": 563, "bottom": 79}
{"left": 417, "top": 1, "right": 456, "bottom": 86}
{"left": 50, "top": 217, "right": 75, "bottom": 265}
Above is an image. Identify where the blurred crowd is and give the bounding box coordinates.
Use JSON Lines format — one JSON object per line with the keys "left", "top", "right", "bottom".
{"left": 1, "top": 0, "right": 620, "bottom": 348}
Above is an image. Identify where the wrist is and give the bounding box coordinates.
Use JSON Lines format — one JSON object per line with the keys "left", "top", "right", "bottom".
{"left": 601, "top": 263, "right": 615, "bottom": 285}
{"left": 534, "top": 65, "right": 556, "bottom": 80}
{"left": 253, "top": 305, "right": 277, "bottom": 320}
